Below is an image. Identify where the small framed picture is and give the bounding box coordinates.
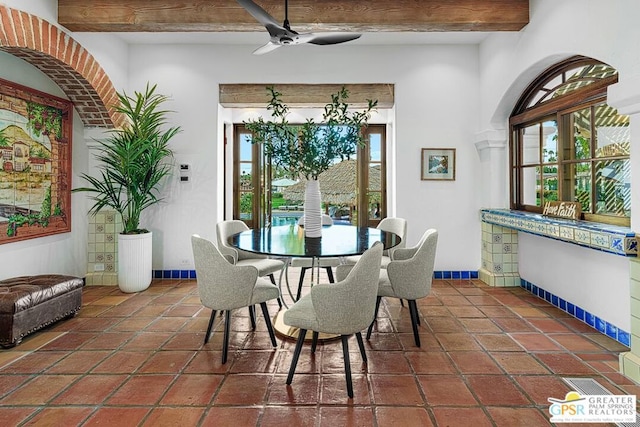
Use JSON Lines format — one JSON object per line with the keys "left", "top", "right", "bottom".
{"left": 421, "top": 148, "right": 456, "bottom": 181}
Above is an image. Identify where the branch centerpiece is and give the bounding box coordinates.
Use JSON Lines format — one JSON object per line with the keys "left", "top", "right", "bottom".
{"left": 244, "top": 86, "right": 377, "bottom": 237}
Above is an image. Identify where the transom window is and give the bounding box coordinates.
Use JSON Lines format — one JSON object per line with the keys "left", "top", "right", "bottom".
{"left": 510, "top": 56, "right": 630, "bottom": 226}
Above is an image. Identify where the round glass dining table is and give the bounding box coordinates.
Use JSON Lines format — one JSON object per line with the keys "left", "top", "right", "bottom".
{"left": 228, "top": 223, "right": 400, "bottom": 259}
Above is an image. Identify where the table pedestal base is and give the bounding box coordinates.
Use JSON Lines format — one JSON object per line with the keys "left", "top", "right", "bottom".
{"left": 273, "top": 310, "right": 340, "bottom": 341}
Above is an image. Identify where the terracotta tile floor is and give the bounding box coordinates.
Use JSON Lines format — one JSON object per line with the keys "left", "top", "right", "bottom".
{"left": 0, "top": 272, "right": 635, "bottom": 426}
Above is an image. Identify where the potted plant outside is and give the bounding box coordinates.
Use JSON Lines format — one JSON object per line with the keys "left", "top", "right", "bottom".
{"left": 245, "top": 86, "right": 377, "bottom": 237}
{"left": 73, "top": 84, "right": 181, "bottom": 292}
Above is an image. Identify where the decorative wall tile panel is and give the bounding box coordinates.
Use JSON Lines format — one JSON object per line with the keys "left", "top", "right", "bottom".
{"left": 85, "top": 210, "right": 120, "bottom": 286}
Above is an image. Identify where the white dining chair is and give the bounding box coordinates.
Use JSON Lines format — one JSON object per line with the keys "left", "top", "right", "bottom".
{"left": 344, "top": 217, "right": 407, "bottom": 268}
{"left": 367, "top": 228, "right": 438, "bottom": 347}
{"left": 284, "top": 242, "right": 383, "bottom": 398}
{"left": 191, "top": 235, "right": 280, "bottom": 363}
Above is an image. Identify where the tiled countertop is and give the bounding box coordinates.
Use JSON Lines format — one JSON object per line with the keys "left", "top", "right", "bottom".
{"left": 481, "top": 209, "right": 637, "bottom": 257}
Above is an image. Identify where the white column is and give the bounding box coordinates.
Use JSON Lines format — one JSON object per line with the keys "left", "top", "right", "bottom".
{"left": 474, "top": 129, "right": 508, "bottom": 209}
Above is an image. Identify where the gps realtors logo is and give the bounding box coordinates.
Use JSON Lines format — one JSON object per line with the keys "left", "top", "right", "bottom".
{"left": 548, "top": 391, "right": 636, "bottom": 423}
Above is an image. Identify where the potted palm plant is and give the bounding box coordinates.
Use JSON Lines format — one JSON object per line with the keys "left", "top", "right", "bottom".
{"left": 245, "top": 86, "right": 377, "bottom": 237}
{"left": 74, "top": 83, "right": 181, "bottom": 292}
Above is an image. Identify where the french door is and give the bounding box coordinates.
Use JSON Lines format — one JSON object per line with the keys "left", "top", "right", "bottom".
{"left": 231, "top": 124, "right": 386, "bottom": 228}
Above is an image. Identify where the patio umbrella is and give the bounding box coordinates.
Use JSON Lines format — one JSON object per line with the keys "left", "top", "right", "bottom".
{"left": 271, "top": 178, "right": 298, "bottom": 187}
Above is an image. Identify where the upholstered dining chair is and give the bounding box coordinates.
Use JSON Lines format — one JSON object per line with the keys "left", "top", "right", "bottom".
{"left": 191, "top": 235, "right": 280, "bottom": 364}
{"left": 366, "top": 228, "right": 438, "bottom": 347}
{"left": 284, "top": 242, "right": 383, "bottom": 398}
{"left": 344, "top": 217, "right": 407, "bottom": 268}
{"left": 216, "top": 220, "right": 285, "bottom": 307}
{"left": 289, "top": 214, "right": 340, "bottom": 300}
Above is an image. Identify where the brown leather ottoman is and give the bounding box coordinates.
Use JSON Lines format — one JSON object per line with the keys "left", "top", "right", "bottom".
{"left": 0, "top": 275, "right": 84, "bottom": 347}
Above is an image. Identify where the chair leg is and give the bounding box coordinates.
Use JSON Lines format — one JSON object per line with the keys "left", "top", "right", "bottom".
{"left": 248, "top": 305, "right": 256, "bottom": 330}
{"left": 366, "top": 296, "right": 382, "bottom": 340}
{"left": 268, "top": 274, "right": 284, "bottom": 308}
{"left": 260, "top": 302, "right": 277, "bottom": 347}
{"left": 287, "top": 329, "right": 307, "bottom": 385}
{"left": 204, "top": 310, "right": 217, "bottom": 344}
{"left": 408, "top": 299, "right": 421, "bottom": 347}
{"left": 325, "top": 267, "right": 335, "bottom": 283}
{"left": 222, "top": 310, "right": 232, "bottom": 364}
{"left": 355, "top": 332, "right": 367, "bottom": 364}
{"left": 311, "top": 331, "right": 319, "bottom": 353}
{"left": 296, "top": 268, "right": 308, "bottom": 301}
{"left": 341, "top": 335, "right": 354, "bottom": 398}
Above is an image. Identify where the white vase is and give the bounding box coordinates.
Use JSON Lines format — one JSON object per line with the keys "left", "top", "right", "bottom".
{"left": 303, "top": 180, "right": 322, "bottom": 238}
{"left": 117, "top": 232, "right": 153, "bottom": 293}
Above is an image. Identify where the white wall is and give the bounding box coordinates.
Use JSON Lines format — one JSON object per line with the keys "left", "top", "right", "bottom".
{"left": 0, "top": 51, "right": 87, "bottom": 279}
{"left": 519, "top": 233, "right": 630, "bottom": 330}
{"left": 122, "top": 43, "right": 482, "bottom": 271}
{"left": 478, "top": 0, "right": 640, "bottom": 330}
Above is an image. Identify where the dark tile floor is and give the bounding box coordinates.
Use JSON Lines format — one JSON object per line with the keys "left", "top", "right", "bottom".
{"left": 0, "top": 271, "right": 635, "bottom": 426}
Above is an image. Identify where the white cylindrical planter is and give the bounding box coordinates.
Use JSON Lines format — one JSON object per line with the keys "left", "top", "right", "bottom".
{"left": 118, "top": 232, "right": 153, "bottom": 293}
{"left": 303, "top": 180, "right": 322, "bottom": 238}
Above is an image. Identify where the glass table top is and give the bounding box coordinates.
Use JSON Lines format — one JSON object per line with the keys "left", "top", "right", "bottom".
{"left": 229, "top": 224, "right": 401, "bottom": 258}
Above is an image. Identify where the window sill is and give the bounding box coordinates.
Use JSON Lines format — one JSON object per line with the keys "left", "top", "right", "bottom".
{"left": 481, "top": 209, "right": 637, "bottom": 257}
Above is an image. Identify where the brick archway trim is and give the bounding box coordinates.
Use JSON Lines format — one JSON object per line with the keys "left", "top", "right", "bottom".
{"left": 0, "top": 6, "right": 123, "bottom": 128}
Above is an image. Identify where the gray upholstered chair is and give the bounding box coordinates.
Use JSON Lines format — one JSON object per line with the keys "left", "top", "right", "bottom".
{"left": 216, "top": 220, "right": 285, "bottom": 307}
{"left": 344, "top": 217, "right": 407, "bottom": 268}
{"left": 191, "top": 235, "right": 280, "bottom": 364}
{"left": 289, "top": 214, "right": 340, "bottom": 300}
{"left": 367, "top": 228, "right": 438, "bottom": 347}
{"left": 284, "top": 242, "right": 383, "bottom": 398}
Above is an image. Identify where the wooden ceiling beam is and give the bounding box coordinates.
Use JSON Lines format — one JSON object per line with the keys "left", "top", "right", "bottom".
{"left": 58, "top": 0, "right": 529, "bottom": 33}
{"left": 219, "top": 84, "right": 394, "bottom": 108}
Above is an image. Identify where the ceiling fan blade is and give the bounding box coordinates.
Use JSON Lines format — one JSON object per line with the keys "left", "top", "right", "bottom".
{"left": 236, "top": 0, "right": 281, "bottom": 28}
{"left": 301, "top": 32, "right": 362, "bottom": 46}
{"left": 253, "top": 42, "right": 282, "bottom": 55}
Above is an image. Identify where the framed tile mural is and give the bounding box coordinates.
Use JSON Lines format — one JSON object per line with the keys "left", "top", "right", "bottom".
{"left": 421, "top": 148, "right": 456, "bottom": 181}
{"left": 0, "top": 78, "right": 73, "bottom": 243}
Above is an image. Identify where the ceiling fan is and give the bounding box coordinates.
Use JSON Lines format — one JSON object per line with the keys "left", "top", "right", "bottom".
{"left": 237, "top": 0, "right": 362, "bottom": 55}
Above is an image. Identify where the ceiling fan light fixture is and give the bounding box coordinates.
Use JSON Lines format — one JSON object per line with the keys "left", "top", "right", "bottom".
{"left": 237, "top": 0, "right": 361, "bottom": 55}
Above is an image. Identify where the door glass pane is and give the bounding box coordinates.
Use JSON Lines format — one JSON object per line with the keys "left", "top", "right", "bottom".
{"left": 368, "top": 164, "right": 382, "bottom": 220}
{"left": 370, "top": 164, "right": 381, "bottom": 194}
{"left": 522, "top": 124, "right": 540, "bottom": 165}
{"left": 572, "top": 107, "right": 591, "bottom": 160}
{"left": 369, "top": 133, "right": 381, "bottom": 162}
{"left": 240, "top": 192, "right": 253, "bottom": 220}
{"left": 240, "top": 164, "right": 252, "bottom": 190}
{"left": 240, "top": 134, "right": 253, "bottom": 161}
{"left": 368, "top": 196, "right": 381, "bottom": 220}
{"left": 595, "top": 159, "right": 630, "bottom": 216}
{"left": 594, "top": 105, "right": 630, "bottom": 158}
{"left": 522, "top": 165, "right": 540, "bottom": 206}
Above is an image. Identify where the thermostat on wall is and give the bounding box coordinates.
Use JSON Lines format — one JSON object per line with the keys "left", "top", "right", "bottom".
{"left": 180, "top": 164, "right": 190, "bottom": 183}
